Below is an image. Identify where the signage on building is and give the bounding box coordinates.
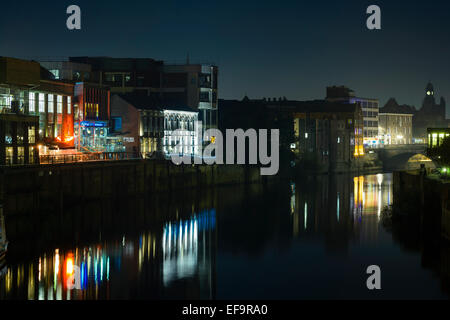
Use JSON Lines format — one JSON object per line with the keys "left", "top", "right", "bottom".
{"left": 80, "top": 121, "right": 108, "bottom": 128}
{"left": 123, "top": 137, "right": 135, "bottom": 143}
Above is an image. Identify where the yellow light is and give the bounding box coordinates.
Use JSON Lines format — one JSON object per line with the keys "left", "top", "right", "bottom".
{"left": 211, "top": 136, "right": 216, "bottom": 144}
{"left": 66, "top": 258, "right": 74, "bottom": 276}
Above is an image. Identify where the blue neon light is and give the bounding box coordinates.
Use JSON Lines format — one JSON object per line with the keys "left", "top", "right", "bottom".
{"left": 80, "top": 121, "right": 108, "bottom": 128}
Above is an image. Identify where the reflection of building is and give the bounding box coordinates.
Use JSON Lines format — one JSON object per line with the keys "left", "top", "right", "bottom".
{"left": 326, "top": 86, "right": 380, "bottom": 147}
{"left": 0, "top": 57, "right": 74, "bottom": 165}
{"left": 378, "top": 98, "right": 414, "bottom": 145}
{"left": 162, "top": 210, "right": 216, "bottom": 298}
{"left": 0, "top": 208, "right": 217, "bottom": 300}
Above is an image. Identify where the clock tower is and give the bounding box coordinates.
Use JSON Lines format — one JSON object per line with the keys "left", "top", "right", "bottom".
{"left": 425, "top": 82, "right": 434, "bottom": 97}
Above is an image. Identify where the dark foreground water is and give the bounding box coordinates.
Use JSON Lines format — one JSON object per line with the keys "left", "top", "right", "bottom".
{"left": 0, "top": 173, "right": 449, "bottom": 300}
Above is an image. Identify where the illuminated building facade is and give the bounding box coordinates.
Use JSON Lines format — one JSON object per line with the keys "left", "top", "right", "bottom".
{"left": 163, "top": 107, "right": 199, "bottom": 158}
{"left": 427, "top": 128, "right": 450, "bottom": 149}
{"left": 0, "top": 57, "right": 73, "bottom": 165}
{"left": 67, "top": 57, "right": 218, "bottom": 133}
{"left": 73, "top": 83, "right": 111, "bottom": 152}
{"left": 378, "top": 98, "right": 414, "bottom": 145}
{"left": 162, "top": 64, "right": 218, "bottom": 134}
{"left": 326, "top": 86, "right": 380, "bottom": 147}
{"left": 110, "top": 94, "right": 164, "bottom": 156}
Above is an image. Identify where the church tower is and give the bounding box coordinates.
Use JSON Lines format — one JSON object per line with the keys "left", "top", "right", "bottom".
{"left": 425, "top": 82, "right": 434, "bottom": 97}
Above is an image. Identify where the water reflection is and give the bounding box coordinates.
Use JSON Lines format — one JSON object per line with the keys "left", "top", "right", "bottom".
{"left": 0, "top": 174, "right": 449, "bottom": 299}
{"left": 0, "top": 208, "right": 216, "bottom": 300}
{"left": 288, "top": 174, "right": 393, "bottom": 249}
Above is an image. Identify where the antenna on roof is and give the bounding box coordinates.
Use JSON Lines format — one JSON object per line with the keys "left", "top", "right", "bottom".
{"left": 186, "top": 53, "right": 190, "bottom": 65}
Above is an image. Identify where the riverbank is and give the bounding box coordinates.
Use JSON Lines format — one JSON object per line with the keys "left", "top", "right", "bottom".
{"left": 393, "top": 170, "right": 450, "bottom": 241}
{"left": 0, "top": 160, "right": 276, "bottom": 217}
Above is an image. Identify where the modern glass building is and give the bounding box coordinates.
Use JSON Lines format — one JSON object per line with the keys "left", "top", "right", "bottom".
{"left": 0, "top": 57, "right": 74, "bottom": 165}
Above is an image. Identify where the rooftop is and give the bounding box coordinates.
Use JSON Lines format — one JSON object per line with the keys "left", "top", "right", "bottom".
{"left": 116, "top": 93, "right": 195, "bottom": 112}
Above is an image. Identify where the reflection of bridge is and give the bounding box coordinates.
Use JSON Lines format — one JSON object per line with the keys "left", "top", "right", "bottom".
{"left": 374, "top": 144, "right": 435, "bottom": 171}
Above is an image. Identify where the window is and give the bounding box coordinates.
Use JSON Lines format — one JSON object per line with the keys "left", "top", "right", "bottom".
{"left": 57, "top": 95, "right": 63, "bottom": 114}
{"left": 17, "top": 125, "right": 24, "bottom": 144}
{"left": 5, "top": 122, "right": 13, "bottom": 144}
{"left": 29, "top": 92, "right": 35, "bottom": 112}
{"left": 5, "top": 147, "right": 13, "bottom": 165}
{"left": 28, "top": 126, "right": 36, "bottom": 143}
{"left": 50, "top": 69, "right": 60, "bottom": 80}
{"left": 17, "top": 147, "right": 24, "bottom": 164}
{"left": 68, "top": 96, "right": 72, "bottom": 114}
{"left": 113, "top": 117, "right": 122, "bottom": 131}
{"left": 0, "top": 90, "right": 11, "bottom": 111}
{"left": 199, "top": 91, "right": 210, "bottom": 102}
{"left": 39, "top": 93, "right": 45, "bottom": 113}
{"left": 29, "top": 147, "right": 35, "bottom": 164}
{"left": 48, "top": 95, "right": 54, "bottom": 113}
{"left": 104, "top": 73, "right": 123, "bottom": 86}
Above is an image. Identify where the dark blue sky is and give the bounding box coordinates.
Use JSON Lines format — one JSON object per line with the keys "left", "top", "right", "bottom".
{"left": 1, "top": 0, "right": 450, "bottom": 113}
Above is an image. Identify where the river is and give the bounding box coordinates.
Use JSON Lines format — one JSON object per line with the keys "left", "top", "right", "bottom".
{"left": 0, "top": 173, "right": 449, "bottom": 299}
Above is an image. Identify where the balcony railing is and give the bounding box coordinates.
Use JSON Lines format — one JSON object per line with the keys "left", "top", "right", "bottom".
{"left": 39, "top": 152, "right": 141, "bottom": 165}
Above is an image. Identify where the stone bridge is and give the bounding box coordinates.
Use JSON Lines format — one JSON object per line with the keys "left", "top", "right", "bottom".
{"left": 373, "top": 144, "right": 436, "bottom": 171}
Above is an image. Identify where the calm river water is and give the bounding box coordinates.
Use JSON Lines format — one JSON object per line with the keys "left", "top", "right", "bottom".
{"left": 0, "top": 173, "right": 449, "bottom": 299}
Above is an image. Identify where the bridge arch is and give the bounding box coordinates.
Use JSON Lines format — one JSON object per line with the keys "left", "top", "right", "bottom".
{"left": 385, "top": 152, "right": 436, "bottom": 171}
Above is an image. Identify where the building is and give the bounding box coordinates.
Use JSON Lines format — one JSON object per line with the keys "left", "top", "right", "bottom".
{"left": 290, "top": 100, "right": 364, "bottom": 172}
{"left": 110, "top": 94, "right": 164, "bottom": 156}
{"left": 43, "top": 57, "right": 219, "bottom": 140}
{"left": 1, "top": 57, "right": 74, "bottom": 165}
{"left": 73, "top": 82, "right": 111, "bottom": 152}
{"left": 68, "top": 57, "right": 163, "bottom": 96}
{"left": 39, "top": 60, "right": 92, "bottom": 82}
{"left": 162, "top": 107, "right": 199, "bottom": 158}
{"left": 219, "top": 97, "right": 364, "bottom": 173}
{"left": 326, "top": 86, "right": 379, "bottom": 147}
{"left": 413, "top": 83, "right": 447, "bottom": 141}
{"left": 34, "top": 79, "right": 75, "bottom": 148}
{"left": 111, "top": 94, "right": 199, "bottom": 158}
{"left": 427, "top": 128, "right": 450, "bottom": 149}
{"left": 39, "top": 61, "right": 113, "bottom": 152}
{"left": 161, "top": 64, "right": 218, "bottom": 132}
{"left": 378, "top": 98, "right": 415, "bottom": 145}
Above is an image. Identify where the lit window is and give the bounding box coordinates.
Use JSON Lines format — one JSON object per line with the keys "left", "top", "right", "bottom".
{"left": 57, "top": 95, "right": 63, "bottom": 114}
{"left": 29, "top": 92, "right": 35, "bottom": 112}
{"left": 28, "top": 126, "right": 36, "bottom": 144}
{"left": 48, "top": 95, "right": 54, "bottom": 113}
{"left": 67, "top": 96, "right": 72, "bottom": 114}
{"left": 39, "top": 93, "right": 45, "bottom": 113}
{"left": 50, "top": 69, "right": 60, "bottom": 80}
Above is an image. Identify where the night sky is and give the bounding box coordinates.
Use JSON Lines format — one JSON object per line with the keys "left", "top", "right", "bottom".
{"left": 1, "top": 0, "right": 450, "bottom": 114}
